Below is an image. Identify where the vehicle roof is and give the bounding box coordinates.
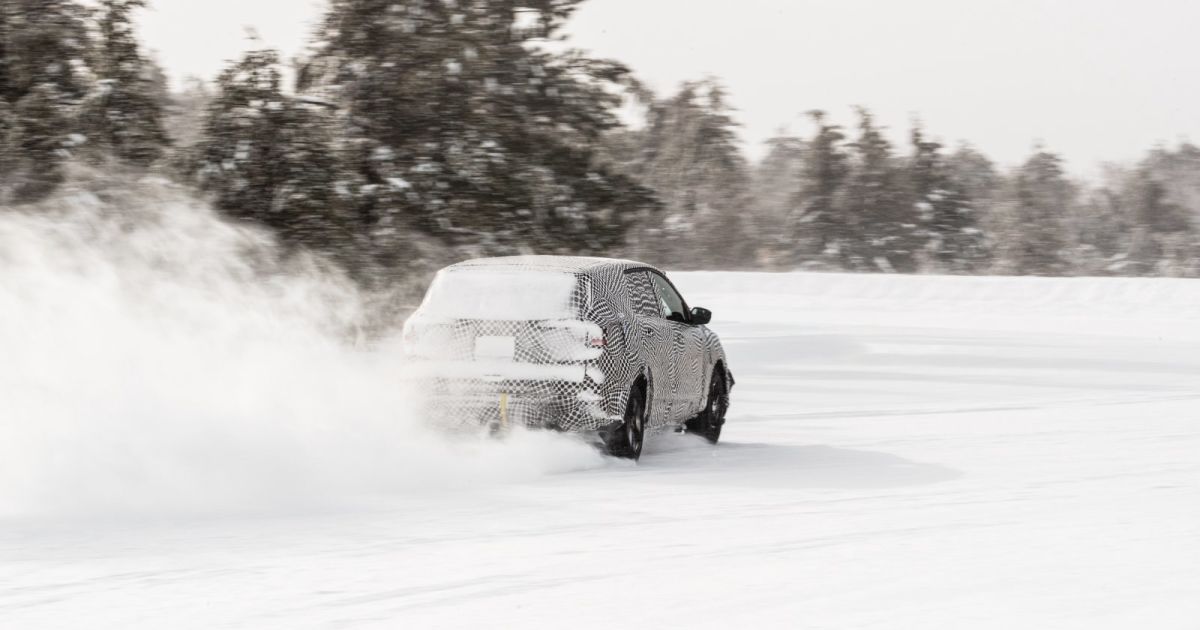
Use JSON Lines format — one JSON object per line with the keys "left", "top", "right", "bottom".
{"left": 444, "top": 255, "right": 656, "bottom": 275}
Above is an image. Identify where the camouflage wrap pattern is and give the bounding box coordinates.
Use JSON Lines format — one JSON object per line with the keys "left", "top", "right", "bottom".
{"left": 403, "top": 256, "right": 732, "bottom": 434}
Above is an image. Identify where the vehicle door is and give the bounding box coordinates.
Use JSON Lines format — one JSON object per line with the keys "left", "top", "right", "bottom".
{"left": 648, "top": 271, "right": 707, "bottom": 422}
{"left": 623, "top": 270, "right": 678, "bottom": 427}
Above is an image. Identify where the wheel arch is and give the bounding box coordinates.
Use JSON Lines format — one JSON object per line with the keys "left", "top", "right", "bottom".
{"left": 711, "top": 359, "right": 726, "bottom": 385}
{"left": 629, "top": 366, "right": 654, "bottom": 423}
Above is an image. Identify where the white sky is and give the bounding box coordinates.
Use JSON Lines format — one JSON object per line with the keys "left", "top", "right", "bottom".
{"left": 136, "top": 0, "right": 326, "bottom": 82}
{"left": 137, "top": 0, "right": 1200, "bottom": 172}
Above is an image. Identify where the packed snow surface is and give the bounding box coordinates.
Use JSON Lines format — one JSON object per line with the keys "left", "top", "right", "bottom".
{"left": 4, "top": 263, "right": 1200, "bottom": 627}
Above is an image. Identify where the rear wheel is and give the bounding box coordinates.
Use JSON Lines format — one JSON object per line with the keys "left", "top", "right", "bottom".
{"left": 687, "top": 370, "right": 727, "bottom": 444}
{"left": 607, "top": 383, "right": 646, "bottom": 461}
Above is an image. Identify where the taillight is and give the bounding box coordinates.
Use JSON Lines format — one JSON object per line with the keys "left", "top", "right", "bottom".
{"left": 539, "top": 320, "right": 605, "bottom": 361}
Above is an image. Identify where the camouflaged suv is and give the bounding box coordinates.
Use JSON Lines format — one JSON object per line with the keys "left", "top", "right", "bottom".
{"left": 401, "top": 256, "right": 733, "bottom": 460}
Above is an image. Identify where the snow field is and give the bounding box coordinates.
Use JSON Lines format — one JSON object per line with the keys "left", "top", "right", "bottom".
{"left": 2, "top": 185, "right": 1199, "bottom": 627}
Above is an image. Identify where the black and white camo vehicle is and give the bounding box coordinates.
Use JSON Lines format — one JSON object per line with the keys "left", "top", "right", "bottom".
{"left": 401, "top": 256, "right": 733, "bottom": 460}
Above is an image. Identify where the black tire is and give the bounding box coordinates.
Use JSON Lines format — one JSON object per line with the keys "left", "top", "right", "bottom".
{"left": 607, "top": 382, "right": 647, "bottom": 461}
{"left": 687, "top": 370, "right": 728, "bottom": 444}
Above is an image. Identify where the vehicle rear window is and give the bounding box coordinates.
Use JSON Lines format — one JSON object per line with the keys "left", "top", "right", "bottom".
{"left": 419, "top": 268, "right": 582, "bottom": 320}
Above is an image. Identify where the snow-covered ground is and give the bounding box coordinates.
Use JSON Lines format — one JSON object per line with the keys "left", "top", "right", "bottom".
{"left": 4, "top": 270, "right": 1200, "bottom": 629}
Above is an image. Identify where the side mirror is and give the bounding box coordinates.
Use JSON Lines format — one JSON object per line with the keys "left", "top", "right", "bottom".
{"left": 690, "top": 307, "right": 712, "bottom": 325}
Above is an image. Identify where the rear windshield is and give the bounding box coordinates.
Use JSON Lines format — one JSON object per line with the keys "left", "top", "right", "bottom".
{"left": 419, "top": 268, "right": 584, "bottom": 320}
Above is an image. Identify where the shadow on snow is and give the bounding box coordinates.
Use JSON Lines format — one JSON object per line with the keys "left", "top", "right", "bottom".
{"left": 635, "top": 433, "right": 963, "bottom": 490}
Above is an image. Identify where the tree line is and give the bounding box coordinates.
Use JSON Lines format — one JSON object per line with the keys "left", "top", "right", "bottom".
{"left": 3, "top": 0, "right": 1199, "bottom": 282}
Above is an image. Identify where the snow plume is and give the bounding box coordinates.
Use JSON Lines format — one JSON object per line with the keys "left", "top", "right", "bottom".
{"left": 0, "top": 169, "right": 602, "bottom": 519}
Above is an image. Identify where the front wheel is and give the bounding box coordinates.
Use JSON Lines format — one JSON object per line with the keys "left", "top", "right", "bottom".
{"left": 686, "top": 370, "right": 728, "bottom": 444}
{"left": 606, "top": 383, "right": 646, "bottom": 461}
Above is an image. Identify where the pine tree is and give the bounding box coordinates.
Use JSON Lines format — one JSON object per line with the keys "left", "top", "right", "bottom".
{"left": 908, "top": 125, "right": 987, "bottom": 272}
{"left": 0, "top": 0, "right": 91, "bottom": 201}
{"left": 843, "top": 108, "right": 911, "bottom": 271}
{"left": 299, "top": 0, "right": 656, "bottom": 264}
{"left": 195, "top": 49, "right": 356, "bottom": 268}
{"left": 0, "top": 0, "right": 91, "bottom": 105}
{"left": 1137, "top": 144, "right": 1200, "bottom": 275}
{"left": 1120, "top": 167, "right": 1191, "bottom": 274}
{"left": 622, "top": 79, "right": 753, "bottom": 268}
{"left": 81, "top": 0, "right": 169, "bottom": 166}
{"left": 10, "top": 83, "right": 70, "bottom": 200}
{"left": 751, "top": 133, "right": 806, "bottom": 266}
{"left": 1000, "top": 149, "right": 1073, "bottom": 275}
{"left": 946, "top": 145, "right": 1000, "bottom": 208}
{"left": 1131, "top": 168, "right": 1188, "bottom": 235}
{"left": 0, "top": 4, "right": 9, "bottom": 117}
{"left": 1072, "top": 175, "right": 1131, "bottom": 275}
{"left": 794, "top": 110, "right": 849, "bottom": 267}
{"left": 0, "top": 97, "right": 14, "bottom": 180}
{"left": 1142, "top": 143, "right": 1200, "bottom": 212}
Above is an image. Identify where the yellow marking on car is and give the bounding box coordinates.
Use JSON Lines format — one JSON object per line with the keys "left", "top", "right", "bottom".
{"left": 499, "top": 392, "right": 509, "bottom": 428}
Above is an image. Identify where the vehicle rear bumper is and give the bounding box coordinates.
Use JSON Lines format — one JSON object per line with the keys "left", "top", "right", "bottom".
{"left": 401, "top": 361, "right": 616, "bottom": 433}
{"left": 422, "top": 392, "right": 613, "bottom": 433}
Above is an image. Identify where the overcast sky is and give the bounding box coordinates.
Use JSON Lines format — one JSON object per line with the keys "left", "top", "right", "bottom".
{"left": 137, "top": 0, "right": 1199, "bottom": 172}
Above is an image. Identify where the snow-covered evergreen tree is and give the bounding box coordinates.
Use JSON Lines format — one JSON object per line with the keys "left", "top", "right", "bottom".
{"left": 299, "top": 0, "right": 656, "bottom": 262}
{"left": 751, "top": 133, "right": 806, "bottom": 266}
{"left": 80, "top": 0, "right": 169, "bottom": 166}
{"left": 1137, "top": 144, "right": 1200, "bottom": 275}
{"left": 621, "top": 79, "right": 753, "bottom": 268}
{"left": 0, "top": 0, "right": 90, "bottom": 104}
{"left": 908, "top": 125, "right": 987, "bottom": 273}
{"left": 843, "top": 108, "right": 911, "bottom": 271}
{"left": 195, "top": 49, "right": 357, "bottom": 269}
{"left": 1121, "top": 167, "right": 1193, "bottom": 274}
{"left": 793, "top": 110, "right": 849, "bottom": 267}
{"left": 946, "top": 144, "right": 1000, "bottom": 208}
{"left": 0, "top": 97, "right": 13, "bottom": 178}
{"left": 0, "top": 0, "right": 91, "bottom": 201}
{"left": 10, "top": 83, "right": 71, "bottom": 200}
{"left": 996, "top": 149, "right": 1073, "bottom": 275}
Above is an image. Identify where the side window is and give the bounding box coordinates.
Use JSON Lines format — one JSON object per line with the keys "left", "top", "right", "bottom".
{"left": 625, "top": 271, "right": 660, "bottom": 318}
{"left": 650, "top": 273, "right": 688, "bottom": 322}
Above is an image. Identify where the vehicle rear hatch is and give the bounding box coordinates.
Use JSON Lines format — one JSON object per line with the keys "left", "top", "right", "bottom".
{"left": 402, "top": 267, "right": 603, "bottom": 382}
